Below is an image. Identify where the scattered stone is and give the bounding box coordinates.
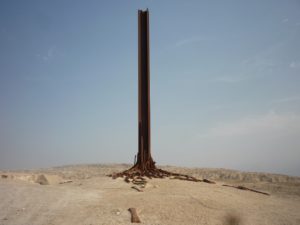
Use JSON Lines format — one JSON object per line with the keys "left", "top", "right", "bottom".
{"left": 1, "top": 175, "right": 8, "bottom": 179}
{"left": 111, "top": 209, "right": 121, "bottom": 215}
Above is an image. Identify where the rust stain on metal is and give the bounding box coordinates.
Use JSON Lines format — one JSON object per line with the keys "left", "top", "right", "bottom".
{"left": 137, "top": 9, "right": 154, "bottom": 169}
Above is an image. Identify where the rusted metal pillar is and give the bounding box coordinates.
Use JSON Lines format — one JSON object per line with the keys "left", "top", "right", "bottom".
{"left": 137, "top": 9, "right": 153, "bottom": 168}
{"left": 110, "top": 10, "right": 216, "bottom": 184}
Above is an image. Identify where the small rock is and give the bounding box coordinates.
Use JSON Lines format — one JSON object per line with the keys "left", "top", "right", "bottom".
{"left": 111, "top": 209, "right": 121, "bottom": 215}
{"left": 1, "top": 175, "right": 8, "bottom": 179}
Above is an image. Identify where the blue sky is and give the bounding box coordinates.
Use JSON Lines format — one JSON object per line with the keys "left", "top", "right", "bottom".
{"left": 1, "top": 0, "right": 300, "bottom": 176}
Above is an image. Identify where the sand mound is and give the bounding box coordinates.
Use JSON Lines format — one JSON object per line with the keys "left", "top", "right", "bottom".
{"left": 35, "top": 174, "right": 49, "bottom": 185}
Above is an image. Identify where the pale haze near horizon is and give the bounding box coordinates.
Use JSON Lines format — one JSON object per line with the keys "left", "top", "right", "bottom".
{"left": 1, "top": 1, "right": 300, "bottom": 176}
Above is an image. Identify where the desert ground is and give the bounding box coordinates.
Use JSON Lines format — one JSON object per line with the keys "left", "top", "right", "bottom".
{"left": 1, "top": 164, "right": 300, "bottom": 225}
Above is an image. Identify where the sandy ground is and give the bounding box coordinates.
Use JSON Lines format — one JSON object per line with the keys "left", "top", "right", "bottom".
{"left": 1, "top": 164, "right": 300, "bottom": 225}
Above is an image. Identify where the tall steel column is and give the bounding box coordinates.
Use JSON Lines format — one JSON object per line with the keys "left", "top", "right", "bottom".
{"left": 137, "top": 9, "right": 152, "bottom": 166}
{"left": 111, "top": 10, "right": 216, "bottom": 184}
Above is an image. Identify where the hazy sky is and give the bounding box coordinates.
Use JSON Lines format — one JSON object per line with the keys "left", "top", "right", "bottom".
{"left": 1, "top": 1, "right": 300, "bottom": 176}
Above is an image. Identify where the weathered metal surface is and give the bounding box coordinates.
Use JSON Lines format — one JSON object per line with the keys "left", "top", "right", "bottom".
{"left": 137, "top": 9, "right": 152, "bottom": 167}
